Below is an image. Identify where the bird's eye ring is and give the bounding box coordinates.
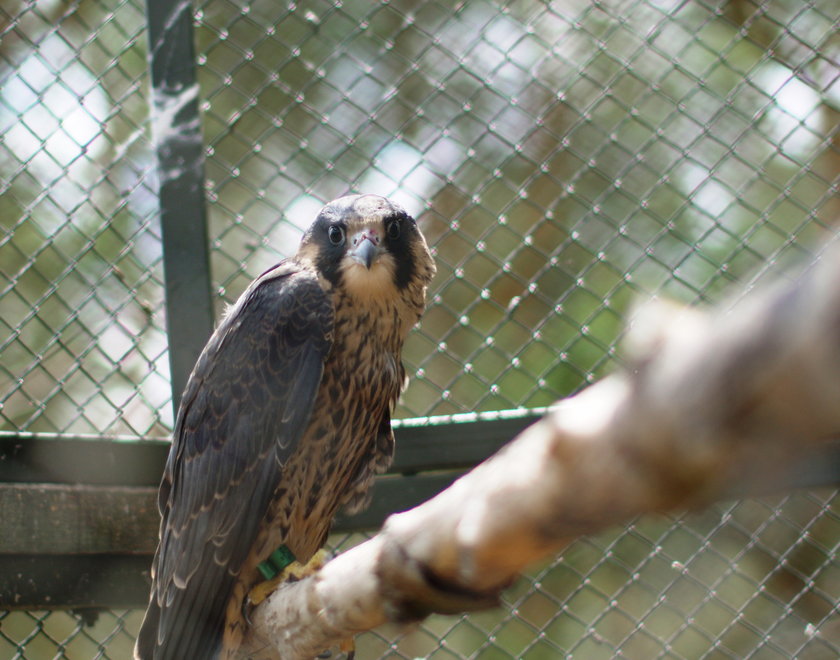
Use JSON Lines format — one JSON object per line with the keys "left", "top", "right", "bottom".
{"left": 386, "top": 220, "right": 401, "bottom": 240}
{"left": 328, "top": 225, "right": 345, "bottom": 245}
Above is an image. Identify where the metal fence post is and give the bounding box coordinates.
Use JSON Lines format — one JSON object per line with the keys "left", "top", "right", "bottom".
{"left": 145, "top": 0, "right": 214, "bottom": 412}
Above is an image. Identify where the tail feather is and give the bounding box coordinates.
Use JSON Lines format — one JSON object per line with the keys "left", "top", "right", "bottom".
{"left": 134, "top": 548, "right": 231, "bottom": 660}
{"left": 134, "top": 594, "right": 160, "bottom": 660}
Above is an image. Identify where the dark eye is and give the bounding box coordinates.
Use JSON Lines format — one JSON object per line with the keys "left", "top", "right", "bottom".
{"left": 386, "top": 220, "right": 401, "bottom": 240}
{"left": 328, "top": 225, "right": 345, "bottom": 245}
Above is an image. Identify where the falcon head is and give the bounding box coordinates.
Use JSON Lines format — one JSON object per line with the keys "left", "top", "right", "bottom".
{"left": 298, "top": 194, "right": 436, "bottom": 307}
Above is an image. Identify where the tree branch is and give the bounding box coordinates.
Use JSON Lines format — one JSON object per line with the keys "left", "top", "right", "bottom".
{"left": 242, "top": 245, "right": 840, "bottom": 660}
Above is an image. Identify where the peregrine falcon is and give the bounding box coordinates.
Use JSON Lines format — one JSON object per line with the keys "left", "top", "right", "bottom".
{"left": 135, "top": 194, "right": 436, "bottom": 660}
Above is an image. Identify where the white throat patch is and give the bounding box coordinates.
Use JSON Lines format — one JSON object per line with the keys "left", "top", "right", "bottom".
{"left": 339, "top": 253, "right": 399, "bottom": 303}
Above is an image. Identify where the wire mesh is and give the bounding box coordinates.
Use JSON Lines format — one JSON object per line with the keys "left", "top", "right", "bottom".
{"left": 2, "top": 0, "right": 839, "bottom": 658}
{"left": 0, "top": 0, "right": 171, "bottom": 437}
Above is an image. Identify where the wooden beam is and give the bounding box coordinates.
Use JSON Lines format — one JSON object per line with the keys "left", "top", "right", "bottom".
{"left": 1, "top": 554, "right": 152, "bottom": 610}
{"left": 0, "top": 472, "right": 465, "bottom": 557}
{"left": 0, "top": 483, "right": 159, "bottom": 554}
{"left": 0, "top": 473, "right": 464, "bottom": 608}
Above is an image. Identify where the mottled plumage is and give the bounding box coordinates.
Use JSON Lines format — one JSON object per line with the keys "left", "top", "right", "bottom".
{"left": 135, "top": 194, "right": 435, "bottom": 660}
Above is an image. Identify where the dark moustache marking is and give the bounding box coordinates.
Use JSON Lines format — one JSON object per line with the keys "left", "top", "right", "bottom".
{"left": 308, "top": 209, "right": 346, "bottom": 287}
{"left": 384, "top": 210, "right": 418, "bottom": 291}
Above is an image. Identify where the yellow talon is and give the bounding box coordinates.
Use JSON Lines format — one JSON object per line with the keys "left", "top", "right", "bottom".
{"left": 339, "top": 636, "right": 356, "bottom": 659}
{"left": 247, "top": 549, "right": 331, "bottom": 606}
{"left": 247, "top": 572, "right": 285, "bottom": 607}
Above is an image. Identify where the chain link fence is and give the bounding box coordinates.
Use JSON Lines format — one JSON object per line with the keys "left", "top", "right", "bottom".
{"left": 2, "top": 0, "right": 839, "bottom": 658}
{"left": 1, "top": 0, "right": 169, "bottom": 438}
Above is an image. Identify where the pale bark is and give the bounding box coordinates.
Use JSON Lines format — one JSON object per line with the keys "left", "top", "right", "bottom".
{"left": 242, "top": 244, "right": 840, "bottom": 660}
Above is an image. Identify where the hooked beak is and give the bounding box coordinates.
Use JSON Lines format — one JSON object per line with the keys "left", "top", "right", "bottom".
{"left": 349, "top": 231, "right": 381, "bottom": 269}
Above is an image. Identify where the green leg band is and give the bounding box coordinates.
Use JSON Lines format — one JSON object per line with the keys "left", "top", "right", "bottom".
{"left": 257, "top": 544, "right": 296, "bottom": 580}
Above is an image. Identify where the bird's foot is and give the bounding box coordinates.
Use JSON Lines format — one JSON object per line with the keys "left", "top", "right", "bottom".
{"left": 247, "top": 548, "right": 330, "bottom": 606}
{"left": 340, "top": 637, "right": 356, "bottom": 660}
{"left": 315, "top": 637, "right": 355, "bottom": 659}
{"left": 245, "top": 549, "right": 354, "bottom": 657}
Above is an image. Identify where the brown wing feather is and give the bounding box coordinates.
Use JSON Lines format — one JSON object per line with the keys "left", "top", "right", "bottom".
{"left": 135, "top": 262, "right": 333, "bottom": 660}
